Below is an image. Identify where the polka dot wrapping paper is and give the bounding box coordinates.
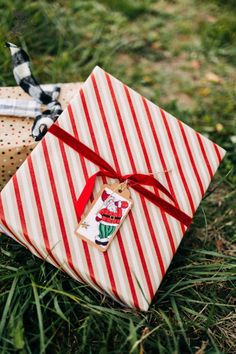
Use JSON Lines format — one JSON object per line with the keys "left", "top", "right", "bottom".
{"left": 0, "top": 83, "right": 82, "bottom": 189}
{"left": 0, "top": 67, "right": 226, "bottom": 310}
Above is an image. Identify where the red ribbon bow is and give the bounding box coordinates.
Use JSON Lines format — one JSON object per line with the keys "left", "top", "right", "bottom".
{"left": 49, "top": 124, "right": 192, "bottom": 227}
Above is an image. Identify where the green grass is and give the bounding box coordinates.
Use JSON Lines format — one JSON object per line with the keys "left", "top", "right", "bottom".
{"left": 0, "top": 0, "right": 236, "bottom": 353}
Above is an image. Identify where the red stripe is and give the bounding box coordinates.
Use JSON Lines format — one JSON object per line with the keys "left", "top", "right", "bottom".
{"left": 12, "top": 175, "right": 45, "bottom": 259}
{"left": 91, "top": 75, "right": 119, "bottom": 170}
{"left": 92, "top": 73, "right": 155, "bottom": 304}
{"left": 57, "top": 135, "right": 95, "bottom": 286}
{"left": 80, "top": 88, "right": 139, "bottom": 306}
{"left": 27, "top": 155, "right": 68, "bottom": 271}
{"left": 178, "top": 121, "right": 205, "bottom": 197}
{"left": 105, "top": 74, "right": 168, "bottom": 280}
{"left": 160, "top": 109, "right": 195, "bottom": 215}
{"left": 0, "top": 195, "right": 28, "bottom": 248}
{"left": 123, "top": 83, "right": 176, "bottom": 255}
{"left": 142, "top": 98, "right": 186, "bottom": 235}
{"left": 105, "top": 77, "right": 162, "bottom": 288}
{"left": 214, "top": 143, "right": 222, "bottom": 164}
{"left": 67, "top": 104, "right": 119, "bottom": 297}
{"left": 57, "top": 139, "right": 95, "bottom": 283}
{"left": 196, "top": 133, "right": 213, "bottom": 178}
{"left": 41, "top": 139, "right": 86, "bottom": 282}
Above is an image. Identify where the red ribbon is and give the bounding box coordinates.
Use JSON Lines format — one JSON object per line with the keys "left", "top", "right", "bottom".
{"left": 48, "top": 124, "right": 192, "bottom": 227}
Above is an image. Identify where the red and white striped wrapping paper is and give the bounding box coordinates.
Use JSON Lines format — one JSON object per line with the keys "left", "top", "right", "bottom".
{"left": 0, "top": 66, "right": 226, "bottom": 310}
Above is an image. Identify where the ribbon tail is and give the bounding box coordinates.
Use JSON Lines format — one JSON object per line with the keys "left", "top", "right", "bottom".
{"left": 148, "top": 178, "right": 175, "bottom": 202}
{"left": 75, "top": 172, "right": 98, "bottom": 222}
{"left": 132, "top": 184, "right": 192, "bottom": 227}
{"left": 125, "top": 173, "right": 175, "bottom": 202}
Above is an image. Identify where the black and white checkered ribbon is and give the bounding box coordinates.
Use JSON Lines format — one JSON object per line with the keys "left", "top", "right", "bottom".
{"left": 5, "top": 42, "right": 62, "bottom": 141}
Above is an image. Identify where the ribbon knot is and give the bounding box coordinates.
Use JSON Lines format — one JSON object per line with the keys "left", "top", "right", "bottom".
{"left": 49, "top": 123, "right": 192, "bottom": 227}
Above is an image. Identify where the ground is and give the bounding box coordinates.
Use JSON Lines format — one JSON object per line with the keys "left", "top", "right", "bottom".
{"left": 0, "top": 0, "right": 235, "bottom": 353}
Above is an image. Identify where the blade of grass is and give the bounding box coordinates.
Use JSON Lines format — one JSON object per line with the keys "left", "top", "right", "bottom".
{"left": 170, "top": 297, "right": 192, "bottom": 353}
{"left": 0, "top": 276, "right": 18, "bottom": 338}
{"left": 31, "top": 280, "right": 45, "bottom": 354}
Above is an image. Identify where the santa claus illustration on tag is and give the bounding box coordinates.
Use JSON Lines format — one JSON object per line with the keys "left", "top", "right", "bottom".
{"left": 76, "top": 184, "right": 132, "bottom": 252}
{"left": 95, "top": 190, "right": 129, "bottom": 246}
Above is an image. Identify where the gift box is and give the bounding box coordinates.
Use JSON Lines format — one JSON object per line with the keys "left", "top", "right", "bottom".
{"left": 0, "top": 83, "right": 82, "bottom": 189}
{"left": 0, "top": 67, "right": 225, "bottom": 310}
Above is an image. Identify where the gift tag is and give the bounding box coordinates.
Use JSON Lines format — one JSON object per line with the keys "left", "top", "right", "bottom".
{"left": 75, "top": 183, "right": 132, "bottom": 252}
